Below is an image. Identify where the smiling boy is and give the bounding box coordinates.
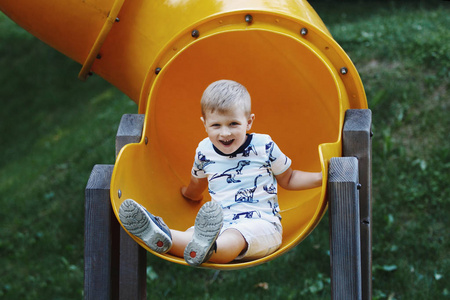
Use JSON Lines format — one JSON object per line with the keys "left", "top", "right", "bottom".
{"left": 119, "top": 80, "right": 322, "bottom": 266}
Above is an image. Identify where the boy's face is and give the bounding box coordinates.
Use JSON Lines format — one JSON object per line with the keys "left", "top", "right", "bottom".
{"left": 202, "top": 107, "right": 255, "bottom": 155}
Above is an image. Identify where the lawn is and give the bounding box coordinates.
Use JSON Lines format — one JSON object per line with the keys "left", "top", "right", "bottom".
{"left": 0, "top": 0, "right": 449, "bottom": 299}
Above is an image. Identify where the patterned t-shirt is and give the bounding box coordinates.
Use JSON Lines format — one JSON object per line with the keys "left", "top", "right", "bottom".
{"left": 191, "top": 133, "right": 291, "bottom": 224}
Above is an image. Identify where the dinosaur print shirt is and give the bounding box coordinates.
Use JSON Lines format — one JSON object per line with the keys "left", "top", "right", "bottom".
{"left": 191, "top": 133, "right": 291, "bottom": 224}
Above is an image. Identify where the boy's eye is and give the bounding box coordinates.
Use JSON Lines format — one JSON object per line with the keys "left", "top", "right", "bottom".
{"left": 230, "top": 122, "right": 240, "bottom": 126}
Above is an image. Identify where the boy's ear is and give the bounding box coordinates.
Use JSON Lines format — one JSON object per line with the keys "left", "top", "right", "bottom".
{"left": 200, "top": 116, "right": 206, "bottom": 128}
{"left": 247, "top": 114, "right": 255, "bottom": 131}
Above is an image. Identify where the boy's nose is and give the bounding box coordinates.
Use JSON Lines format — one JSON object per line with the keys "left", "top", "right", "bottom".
{"left": 220, "top": 127, "right": 231, "bottom": 136}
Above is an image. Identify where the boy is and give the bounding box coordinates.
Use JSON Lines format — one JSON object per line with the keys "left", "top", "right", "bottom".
{"left": 119, "top": 80, "right": 322, "bottom": 266}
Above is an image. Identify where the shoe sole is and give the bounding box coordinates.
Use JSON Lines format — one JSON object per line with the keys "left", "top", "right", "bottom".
{"left": 184, "top": 201, "right": 223, "bottom": 266}
{"left": 119, "top": 199, "right": 172, "bottom": 253}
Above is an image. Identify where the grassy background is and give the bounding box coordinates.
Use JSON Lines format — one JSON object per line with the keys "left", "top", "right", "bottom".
{"left": 0, "top": 1, "right": 448, "bottom": 299}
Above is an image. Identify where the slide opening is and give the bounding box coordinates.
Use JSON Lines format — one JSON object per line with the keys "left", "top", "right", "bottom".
{"left": 112, "top": 22, "right": 349, "bottom": 269}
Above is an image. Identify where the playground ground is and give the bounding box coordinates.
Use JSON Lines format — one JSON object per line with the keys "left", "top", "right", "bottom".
{"left": 0, "top": 0, "right": 448, "bottom": 299}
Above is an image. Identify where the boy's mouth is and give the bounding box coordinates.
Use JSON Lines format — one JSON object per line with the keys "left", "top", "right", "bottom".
{"left": 220, "top": 139, "right": 234, "bottom": 146}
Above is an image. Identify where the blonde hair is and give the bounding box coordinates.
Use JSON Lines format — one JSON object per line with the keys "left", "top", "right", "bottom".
{"left": 201, "top": 80, "right": 251, "bottom": 117}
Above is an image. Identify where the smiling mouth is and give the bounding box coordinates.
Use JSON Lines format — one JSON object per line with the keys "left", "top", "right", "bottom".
{"left": 220, "top": 139, "right": 234, "bottom": 146}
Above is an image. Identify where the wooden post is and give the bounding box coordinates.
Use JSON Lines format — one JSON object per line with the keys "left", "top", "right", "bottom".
{"left": 84, "top": 114, "right": 146, "bottom": 300}
{"left": 115, "top": 114, "right": 145, "bottom": 157}
{"left": 343, "top": 109, "right": 372, "bottom": 300}
{"left": 328, "top": 157, "right": 362, "bottom": 300}
{"left": 116, "top": 114, "right": 147, "bottom": 300}
{"left": 85, "top": 164, "right": 118, "bottom": 300}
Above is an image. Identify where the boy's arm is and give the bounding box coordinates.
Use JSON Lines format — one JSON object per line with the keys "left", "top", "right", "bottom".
{"left": 181, "top": 175, "right": 208, "bottom": 201}
{"left": 275, "top": 167, "right": 322, "bottom": 191}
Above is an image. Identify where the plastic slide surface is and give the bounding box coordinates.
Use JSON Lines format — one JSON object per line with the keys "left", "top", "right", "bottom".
{"left": 1, "top": 0, "right": 367, "bottom": 269}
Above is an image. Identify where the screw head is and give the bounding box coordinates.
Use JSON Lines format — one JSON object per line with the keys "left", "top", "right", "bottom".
{"left": 96, "top": 54, "right": 102, "bottom": 59}
{"left": 145, "top": 136, "right": 148, "bottom": 144}
{"left": 340, "top": 67, "right": 348, "bottom": 75}
{"left": 191, "top": 29, "right": 200, "bottom": 38}
{"left": 245, "top": 14, "right": 253, "bottom": 24}
{"left": 357, "top": 183, "right": 362, "bottom": 190}
{"left": 118, "top": 189, "right": 122, "bottom": 198}
{"left": 115, "top": 17, "right": 120, "bottom": 22}
{"left": 155, "top": 68, "right": 161, "bottom": 75}
{"left": 300, "top": 28, "right": 308, "bottom": 36}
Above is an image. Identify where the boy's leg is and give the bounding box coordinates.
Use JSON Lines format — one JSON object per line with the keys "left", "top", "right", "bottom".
{"left": 184, "top": 201, "right": 224, "bottom": 266}
{"left": 119, "top": 199, "right": 172, "bottom": 253}
{"left": 119, "top": 199, "right": 248, "bottom": 265}
{"left": 167, "top": 228, "right": 194, "bottom": 257}
{"left": 209, "top": 228, "right": 247, "bottom": 264}
{"left": 169, "top": 228, "right": 247, "bottom": 264}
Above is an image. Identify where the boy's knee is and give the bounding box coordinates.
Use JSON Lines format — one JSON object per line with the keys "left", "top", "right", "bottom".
{"left": 210, "top": 229, "right": 247, "bottom": 263}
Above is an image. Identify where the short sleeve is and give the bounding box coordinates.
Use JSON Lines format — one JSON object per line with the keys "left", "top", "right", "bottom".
{"left": 191, "top": 148, "right": 207, "bottom": 178}
{"left": 266, "top": 139, "right": 292, "bottom": 176}
{"left": 191, "top": 139, "right": 212, "bottom": 178}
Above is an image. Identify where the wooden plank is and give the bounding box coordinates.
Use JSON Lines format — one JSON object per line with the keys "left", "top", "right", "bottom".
{"left": 115, "top": 114, "right": 147, "bottom": 300}
{"left": 328, "top": 157, "right": 362, "bottom": 300}
{"left": 116, "top": 114, "right": 145, "bottom": 157}
{"left": 119, "top": 229, "right": 147, "bottom": 300}
{"left": 343, "top": 109, "right": 372, "bottom": 300}
{"left": 84, "top": 164, "right": 117, "bottom": 300}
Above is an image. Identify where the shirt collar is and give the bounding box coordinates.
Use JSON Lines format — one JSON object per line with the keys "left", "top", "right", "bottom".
{"left": 213, "top": 134, "right": 253, "bottom": 157}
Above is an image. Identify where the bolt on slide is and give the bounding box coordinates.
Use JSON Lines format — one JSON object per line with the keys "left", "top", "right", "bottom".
{"left": 0, "top": 0, "right": 367, "bottom": 269}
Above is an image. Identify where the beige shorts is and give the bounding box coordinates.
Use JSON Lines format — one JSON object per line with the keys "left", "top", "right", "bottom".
{"left": 221, "top": 218, "right": 283, "bottom": 261}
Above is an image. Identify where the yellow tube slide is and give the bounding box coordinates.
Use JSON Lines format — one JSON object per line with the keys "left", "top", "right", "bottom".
{"left": 1, "top": 0, "right": 367, "bottom": 269}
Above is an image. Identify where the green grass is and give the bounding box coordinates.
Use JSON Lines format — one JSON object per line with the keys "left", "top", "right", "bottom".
{"left": 0, "top": 1, "right": 449, "bottom": 299}
{"left": 0, "top": 12, "right": 137, "bottom": 299}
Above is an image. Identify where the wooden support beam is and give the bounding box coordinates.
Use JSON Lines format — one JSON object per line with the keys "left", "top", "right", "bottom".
{"left": 84, "top": 114, "right": 146, "bottom": 300}
{"left": 85, "top": 164, "right": 118, "bottom": 300}
{"left": 116, "top": 114, "right": 145, "bottom": 157}
{"left": 116, "top": 114, "right": 147, "bottom": 300}
{"left": 329, "top": 157, "right": 362, "bottom": 300}
{"left": 343, "top": 109, "right": 373, "bottom": 300}
{"left": 119, "top": 231, "right": 147, "bottom": 300}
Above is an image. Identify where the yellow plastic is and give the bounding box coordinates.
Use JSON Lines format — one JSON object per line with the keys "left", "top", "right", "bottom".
{"left": 0, "top": 0, "right": 367, "bottom": 269}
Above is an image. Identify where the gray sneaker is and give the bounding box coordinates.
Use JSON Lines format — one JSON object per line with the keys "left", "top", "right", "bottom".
{"left": 119, "top": 199, "right": 172, "bottom": 253}
{"left": 184, "top": 201, "right": 223, "bottom": 266}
